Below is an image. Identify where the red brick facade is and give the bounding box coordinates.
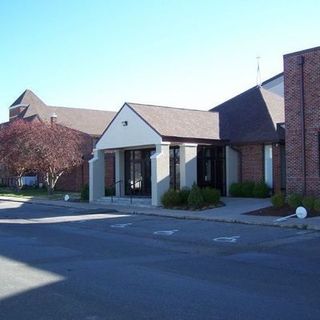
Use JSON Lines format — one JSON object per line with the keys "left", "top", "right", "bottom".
{"left": 56, "top": 152, "right": 115, "bottom": 192}
{"left": 238, "top": 144, "right": 264, "bottom": 182}
{"left": 284, "top": 47, "right": 320, "bottom": 196}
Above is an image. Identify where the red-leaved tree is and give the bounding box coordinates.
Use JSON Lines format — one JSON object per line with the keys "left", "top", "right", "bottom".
{"left": 0, "top": 119, "right": 88, "bottom": 194}
{"left": 0, "top": 120, "right": 36, "bottom": 188}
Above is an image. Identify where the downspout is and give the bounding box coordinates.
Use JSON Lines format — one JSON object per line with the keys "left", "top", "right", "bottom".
{"left": 297, "top": 55, "right": 306, "bottom": 195}
{"left": 229, "top": 145, "right": 242, "bottom": 182}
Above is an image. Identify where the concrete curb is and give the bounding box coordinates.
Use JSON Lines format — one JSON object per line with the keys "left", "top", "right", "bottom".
{"left": 128, "top": 210, "right": 320, "bottom": 231}
{"left": 0, "top": 196, "right": 115, "bottom": 214}
{"left": 1, "top": 196, "right": 319, "bottom": 231}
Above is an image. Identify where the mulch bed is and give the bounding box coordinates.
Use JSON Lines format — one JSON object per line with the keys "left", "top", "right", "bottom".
{"left": 245, "top": 204, "right": 320, "bottom": 218}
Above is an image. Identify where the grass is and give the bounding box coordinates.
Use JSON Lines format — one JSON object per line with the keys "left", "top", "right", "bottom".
{"left": 0, "top": 187, "right": 80, "bottom": 201}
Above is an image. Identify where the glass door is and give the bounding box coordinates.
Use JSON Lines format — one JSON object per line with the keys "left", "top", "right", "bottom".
{"left": 125, "top": 149, "right": 153, "bottom": 196}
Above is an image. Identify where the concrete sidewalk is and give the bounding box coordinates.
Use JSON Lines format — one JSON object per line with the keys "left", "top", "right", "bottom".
{"left": 1, "top": 195, "right": 320, "bottom": 231}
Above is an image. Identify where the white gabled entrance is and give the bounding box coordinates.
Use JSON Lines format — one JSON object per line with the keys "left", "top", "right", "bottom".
{"left": 89, "top": 103, "right": 199, "bottom": 206}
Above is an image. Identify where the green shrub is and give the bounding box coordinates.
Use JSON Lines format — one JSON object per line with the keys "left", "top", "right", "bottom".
{"left": 188, "top": 184, "right": 204, "bottom": 209}
{"left": 105, "top": 187, "right": 115, "bottom": 196}
{"left": 241, "top": 181, "right": 255, "bottom": 197}
{"left": 229, "top": 183, "right": 242, "bottom": 197}
{"left": 201, "top": 187, "right": 220, "bottom": 205}
{"left": 253, "top": 181, "right": 269, "bottom": 198}
{"left": 287, "top": 193, "right": 303, "bottom": 209}
{"left": 80, "top": 184, "right": 89, "bottom": 201}
{"left": 313, "top": 199, "right": 320, "bottom": 213}
{"left": 302, "top": 196, "right": 315, "bottom": 211}
{"left": 179, "top": 187, "right": 190, "bottom": 205}
{"left": 161, "top": 189, "right": 180, "bottom": 208}
{"left": 271, "top": 193, "right": 285, "bottom": 208}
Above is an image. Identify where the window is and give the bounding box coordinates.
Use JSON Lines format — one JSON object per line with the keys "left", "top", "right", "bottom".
{"left": 170, "top": 147, "right": 180, "bottom": 190}
{"left": 264, "top": 145, "right": 273, "bottom": 188}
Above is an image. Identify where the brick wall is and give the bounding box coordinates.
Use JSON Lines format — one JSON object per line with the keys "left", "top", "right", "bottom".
{"left": 284, "top": 47, "right": 320, "bottom": 196}
{"left": 56, "top": 152, "right": 115, "bottom": 192}
{"left": 238, "top": 144, "right": 264, "bottom": 182}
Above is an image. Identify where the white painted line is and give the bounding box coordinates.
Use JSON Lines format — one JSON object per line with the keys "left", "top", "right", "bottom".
{"left": 153, "top": 229, "right": 179, "bottom": 236}
{"left": 110, "top": 223, "right": 133, "bottom": 228}
{"left": 213, "top": 236, "right": 240, "bottom": 243}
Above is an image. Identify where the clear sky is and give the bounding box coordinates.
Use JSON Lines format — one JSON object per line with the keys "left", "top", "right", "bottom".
{"left": 1, "top": 0, "right": 319, "bottom": 123}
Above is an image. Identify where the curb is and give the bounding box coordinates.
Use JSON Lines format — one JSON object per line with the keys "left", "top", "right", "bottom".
{"left": 1, "top": 196, "right": 319, "bottom": 231}
{"left": 128, "top": 210, "right": 320, "bottom": 231}
{"left": 0, "top": 197, "right": 117, "bottom": 214}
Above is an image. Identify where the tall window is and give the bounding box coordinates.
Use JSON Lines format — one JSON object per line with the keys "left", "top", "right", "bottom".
{"left": 170, "top": 147, "right": 180, "bottom": 190}
{"left": 264, "top": 145, "right": 273, "bottom": 188}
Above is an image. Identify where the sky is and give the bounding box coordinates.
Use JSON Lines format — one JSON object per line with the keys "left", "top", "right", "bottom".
{"left": 1, "top": 0, "right": 320, "bottom": 123}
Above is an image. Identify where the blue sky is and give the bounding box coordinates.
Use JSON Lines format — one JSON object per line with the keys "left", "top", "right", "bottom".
{"left": 1, "top": 0, "right": 319, "bottom": 123}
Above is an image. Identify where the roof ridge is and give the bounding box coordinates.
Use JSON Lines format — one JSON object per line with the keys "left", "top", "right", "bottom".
{"left": 211, "top": 72, "right": 283, "bottom": 111}
{"left": 261, "top": 72, "right": 283, "bottom": 86}
{"left": 126, "top": 102, "right": 212, "bottom": 114}
{"left": 210, "top": 86, "right": 258, "bottom": 110}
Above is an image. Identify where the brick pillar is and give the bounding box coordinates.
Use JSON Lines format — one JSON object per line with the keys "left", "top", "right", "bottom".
{"left": 284, "top": 47, "right": 320, "bottom": 196}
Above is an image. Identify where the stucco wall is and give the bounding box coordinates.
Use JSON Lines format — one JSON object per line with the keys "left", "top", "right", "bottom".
{"left": 97, "top": 104, "right": 162, "bottom": 150}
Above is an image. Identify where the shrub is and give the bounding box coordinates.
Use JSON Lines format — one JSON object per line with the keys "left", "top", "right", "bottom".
{"left": 161, "top": 189, "right": 180, "bottom": 208}
{"left": 271, "top": 193, "right": 285, "bottom": 208}
{"left": 179, "top": 187, "right": 191, "bottom": 205}
{"left": 80, "top": 184, "right": 89, "bottom": 201}
{"left": 241, "top": 181, "right": 255, "bottom": 197}
{"left": 229, "top": 183, "right": 242, "bottom": 197}
{"left": 302, "top": 196, "right": 315, "bottom": 211}
{"left": 188, "top": 184, "right": 204, "bottom": 209}
{"left": 253, "top": 181, "right": 269, "bottom": 198}
{"left": 287, "top": 193, "right": 303, "bottom": 209}
{"left": 201, "top": 187, "right": 220, "bottom": 205}
{"left": 105, "top": 187, "right": 115, "bottom": 196}
{"left": 313, "top": 199, "right": 320, "bottom": 213}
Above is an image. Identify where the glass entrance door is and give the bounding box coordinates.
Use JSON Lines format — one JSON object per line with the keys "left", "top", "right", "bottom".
{"left": 197, "top": 146, "right": 226, "bottom": 195}
{"left": 125, "top": 149, "right": 153, "bottom": 196}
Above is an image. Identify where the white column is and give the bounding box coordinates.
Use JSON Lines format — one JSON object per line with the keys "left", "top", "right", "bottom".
{"left": 115, "top": 149, "right": 125, "bottom": 196}
{"left": 226, "top": 146, "right": 240, "bottom": 196}
{"left": 89, "top": 149, "right": 105, "bottom": 202}
{"left": 180, "top": 143, "right": 198, "bottom": 188}
{"left": 151, "top": 143, "right": 170, "bottom": 206}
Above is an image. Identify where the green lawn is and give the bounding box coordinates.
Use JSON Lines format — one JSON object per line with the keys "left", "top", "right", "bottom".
{"left": 0, "top": 187, "right": 80, "bottom": 201}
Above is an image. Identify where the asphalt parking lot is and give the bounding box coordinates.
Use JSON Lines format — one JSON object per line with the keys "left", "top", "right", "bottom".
{"left": 0, "top": 200, "right": 320, "bottom": 320}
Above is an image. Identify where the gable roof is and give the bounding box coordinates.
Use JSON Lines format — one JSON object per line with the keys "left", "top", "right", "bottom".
{"left": 10, "top": 89, "right": 47, "bottom": 109}
{"left": 126, "top": 102, "right": 220, "bottom": 141}
{"left": 211, "top": 86, "right": 284, "bottom": 143}
{"left": 10, "top": 90, "right": 116, "bottom": 136}
{"left": 46, "top": 106, "right": 116, "bottom": 136}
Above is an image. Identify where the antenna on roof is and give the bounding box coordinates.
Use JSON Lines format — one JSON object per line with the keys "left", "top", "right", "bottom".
{"left": 256, "top": 56, "right": 262, "bottom": 87}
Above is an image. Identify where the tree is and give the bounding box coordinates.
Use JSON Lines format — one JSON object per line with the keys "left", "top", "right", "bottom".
{"left": 0, "top": 120, "right": 35, "bottom": 189}
{"left": 0, "top": 119, "right": 88, "bottom": 194}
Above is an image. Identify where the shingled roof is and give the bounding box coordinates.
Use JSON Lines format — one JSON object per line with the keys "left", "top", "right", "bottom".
{"left": 10, "top": 90, "right": 116, "bottom": 136}
{"left": 126, "top": 102, "right": 220, "bottom": 141}
{"left": 211, "top": 85, "right": 284, "bottom": 143}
